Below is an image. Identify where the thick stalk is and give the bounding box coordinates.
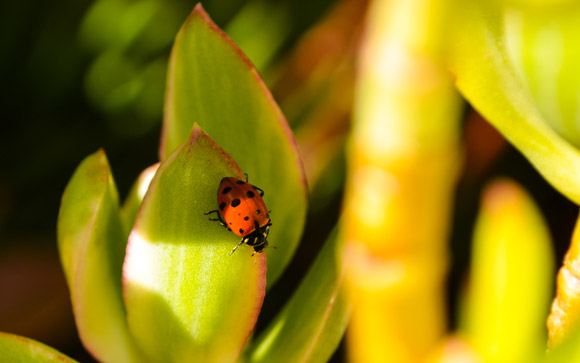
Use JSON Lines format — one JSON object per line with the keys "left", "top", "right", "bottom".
{"left": 342, "top": 0, "right": 462, "bottom": 361}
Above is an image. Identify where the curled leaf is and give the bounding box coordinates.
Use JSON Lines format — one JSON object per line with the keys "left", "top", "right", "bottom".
{"left": 503, "top": 4, "right": 580, "bottom": 147}
{"left": 448, "top": 0, "right": 580, "bottom": 204}
{"left": 57, "top": 150, "right": 139, "bottom": 362}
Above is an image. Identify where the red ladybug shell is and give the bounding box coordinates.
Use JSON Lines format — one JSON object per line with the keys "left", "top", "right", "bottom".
{"left": 217, "top": 177, "right": 270, "bottom": 237}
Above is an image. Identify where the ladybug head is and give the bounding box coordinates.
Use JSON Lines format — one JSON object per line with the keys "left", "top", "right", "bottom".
{"left": 252, "top": 240, "right": 269, "bottom": 253}
{"left": 242, "top": 223, "right": 271, "bottom": 253}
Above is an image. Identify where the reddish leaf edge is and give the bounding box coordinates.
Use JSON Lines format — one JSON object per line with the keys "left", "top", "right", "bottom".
{"left": 125, "top": 124, "right": 268, "bottom": 357}
{"left": 241, "top": 255, "right": 268, "bottom": 355}
{"left": 0, "top": 332, "right": 78, "bottom": 362}
{"left": 62, "top": 149, "right": 122, "bottom": 362}
{"left": 158, "top": 3, "right": 308, "bottom": 193}
{"left": 124, "top": 123, "right": 245, "bottom": 288}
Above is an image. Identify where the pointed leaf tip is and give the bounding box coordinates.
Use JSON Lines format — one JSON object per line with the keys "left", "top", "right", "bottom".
{"left": 124, "top": 125, "right": 266, "bottom": 362}
{"left": 160, "top": 4, "right": 307, "bottom": 286}
{"left": 57, "top": 150, "right": 139, "bottom": 362}
{"left": 461, "top": 179, "right": 553, "bottom": 362}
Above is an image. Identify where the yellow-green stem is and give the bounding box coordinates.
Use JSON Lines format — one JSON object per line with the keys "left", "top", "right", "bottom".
{"left": 342, "top": 0, "right": 462, "bottom": 361}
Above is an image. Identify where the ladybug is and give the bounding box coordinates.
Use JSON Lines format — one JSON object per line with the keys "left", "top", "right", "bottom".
{"left": 205, "top": 175, "right": 271, "bottom": 255}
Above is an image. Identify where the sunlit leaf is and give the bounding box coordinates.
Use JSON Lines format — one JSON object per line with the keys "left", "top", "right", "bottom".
{"left": 247, "top": 229, "right": 351, "bottom": 362}
{"left": 448, "top": 0, "right": 580, "bottom": 204}
{"left": 503, "top": 5, "right": 580, "bottom": 148}
{"left": 0, "top": 332, "right": 77, "bottom": 363}
{"left": 460, "top": 179, "right": 554, "bottom": 362}
{"left": 120, "top": 163, "right": 159, "bottom": 236}
{"left": 123, "top": 125, "right": 266, "bottom": 362}
{"left": 160, "top": 4, "right": 307, "bottom": 286}
{"left": 57, "top": 150, "right": 139, "bottom": 362}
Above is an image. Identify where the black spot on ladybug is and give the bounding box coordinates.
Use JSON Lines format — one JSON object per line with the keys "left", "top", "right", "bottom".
{"left": 244, "top": 216, "right": 249, "bottom": 221}
{"left": 231, "top": 199, "right": 241, "bottom": 207}
{"left": 239, "top": 228, "right": 245, "bottom": 234}
{"left": 222, "top": 186, "right": 232, "bottom": 194}
{"left": 236, "top": 180, "right": 245, "bottom": 185}
{"left": 246, "top": 190, "right": 255, "bottom": 198}
{"left": 219, "top": 202, "right": 226, "bottom": 210}
{"left": 256, "top": 209, "right": 261, "bottom": 214}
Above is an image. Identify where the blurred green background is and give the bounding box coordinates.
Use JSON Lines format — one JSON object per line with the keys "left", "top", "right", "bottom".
{"left": 0, "top": 0, "right": 576, "bottom": 361}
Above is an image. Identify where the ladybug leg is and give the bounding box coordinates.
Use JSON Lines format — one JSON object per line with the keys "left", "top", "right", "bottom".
{"left": 204, "top": 210, "right": 221, "bottom": 221}
{"left": 229, "top": 239, "right": 246, "bottom": 255}
{"left": 252, "top": 185, "right": 265, "bottom": 197}
{"left": 244, "top": 173, "right": 249, "bottom": 182}
{"left": 204, "top": 210, "right": 231, "bottom": 231}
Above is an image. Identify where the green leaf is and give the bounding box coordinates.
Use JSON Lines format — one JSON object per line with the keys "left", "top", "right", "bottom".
{"left": 247, "top": 229, "right": 351, "bottom": 362}
{"left": 0, "top": 332, "right": 78, "bottom": 363}
{"left": 120, "top": 163, "right": 159, "bottom": 236}
{"left": 546, "top": 325, "right": 580, "bottom": 362}
{"left": 123, "top": 125, "right": 267, "bottom": 362}
{"left": 160, "top": 3, "right": 307, "bottom": 286}
{"left": 448, "top": 0, "right": 580, "bottom": 204}
{"left": 459, "top": 179, "right": 554, "bottom": 362}
{"left": 57, "top": 150, "right": 140, "bottom": 362}
{"left": 503, "top": 5, "right": 580, "bottom": 148}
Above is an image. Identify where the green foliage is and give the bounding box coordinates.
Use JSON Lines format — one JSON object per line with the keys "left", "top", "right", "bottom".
{"left": 161, "top": 4, "right": 307, "bottom": 286}
{"left": 14, "top": 0, "right": 580, "bottom": 361}
{"left": 448, "top": 0, "right": 580, "bottom": 204}
{"left": 0, "top": 333, "right": 78, "bottom": 363}
{"left": 247, "top": 229, "right": 351, "bottom": 362}
{"left": 123, "top": 126, "right": 267, "bottom": 361}
{"left": 503, "top": 5, "right": 580, "bottom": 147}
{"left": 57, "top": 150, "right": 140, "bottom": 363}
{"left": 50, "top": 4, "right": 348, "bottom": 362}
{"left": 79, "top": 0, "right": 191, "bottom": 136}
{"left": 460, "top": 180, "right": 554, "bottom": 362}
